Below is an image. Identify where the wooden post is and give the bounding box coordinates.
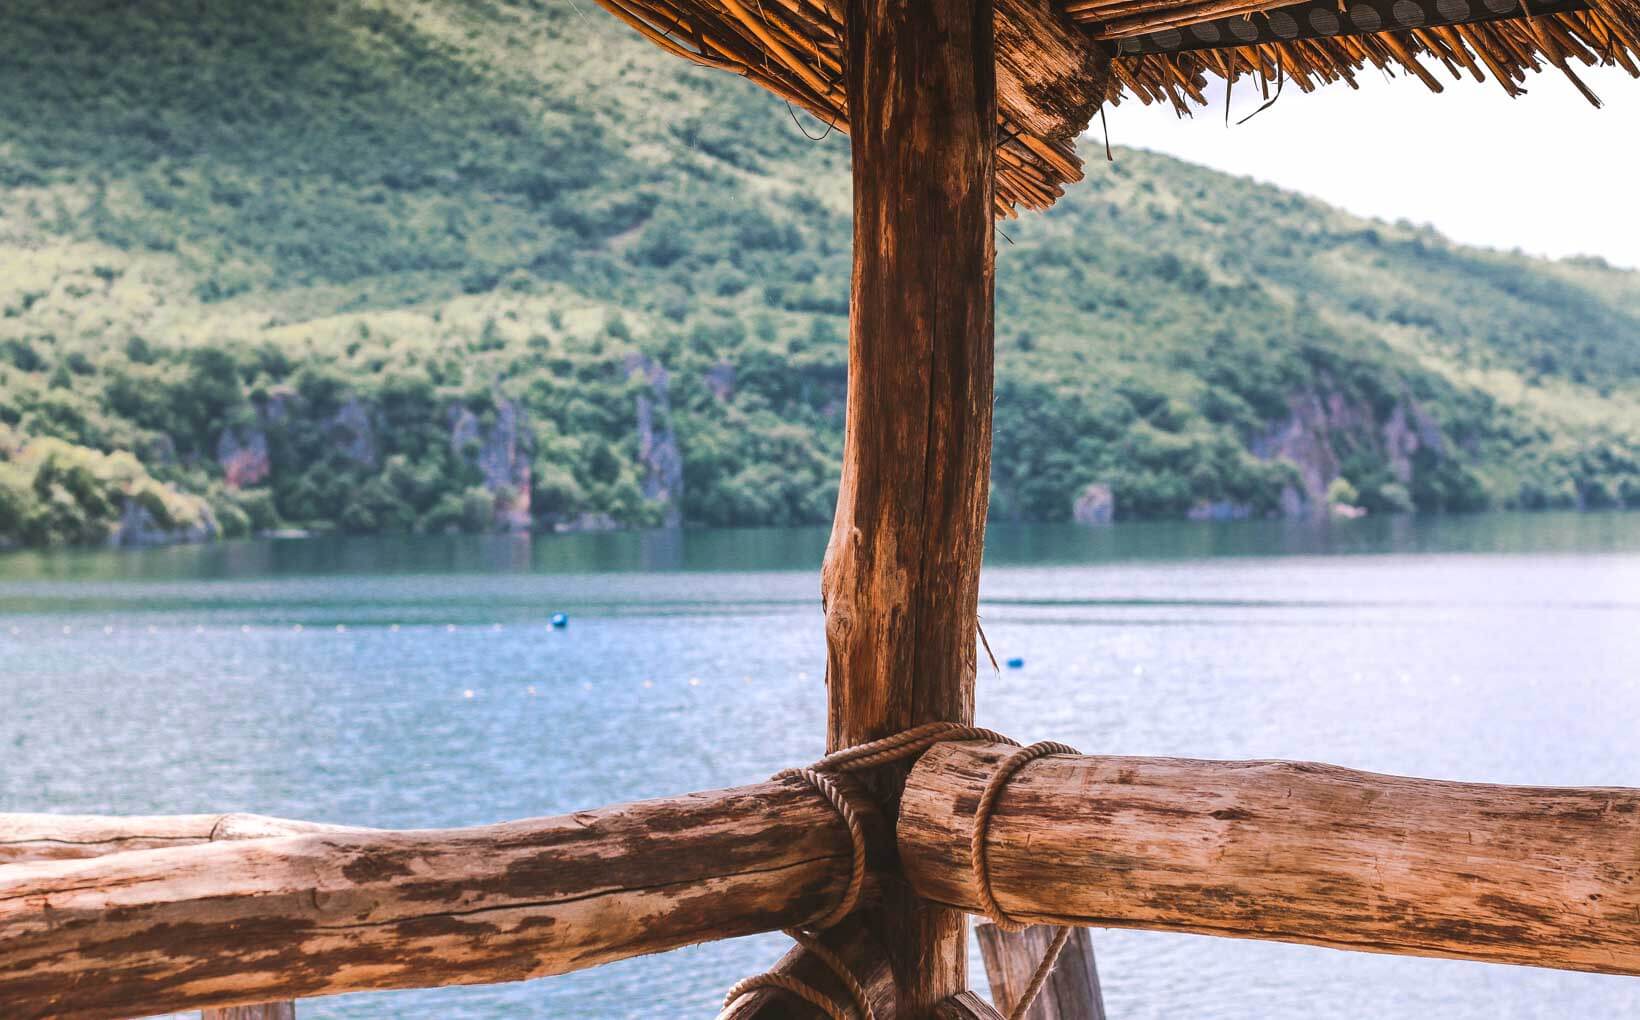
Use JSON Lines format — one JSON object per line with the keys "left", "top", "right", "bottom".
{"left": 826, "top": 0, "right": 997, "bottom": 1014}
{"left": 718, "top": 919, "right": 899, "bottom": 1020}
{"left": 934, "top": 992, "right": 1006, "bottom": 1019}
{"left": 900, "top": 740, "right": 1640, "bottom": 975}
{"left": 201, "top": 1006, "right": 296, "bottom": 1020}
{"left": 976, "top": 924, "right": 1106, "bottom": 1020}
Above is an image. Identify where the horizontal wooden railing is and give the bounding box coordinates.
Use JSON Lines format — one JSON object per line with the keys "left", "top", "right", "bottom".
{"left": 4, "top": 745, "right": 1638, "bottom": 1017}
{"left": 0, "top": 812, "right": 369, "bottom": 866}
{"left": 0, "top": 779, "right": 884, "bottom": 1020}
{"left": 900, "top": 741, "right": 1640, "bottom": 975}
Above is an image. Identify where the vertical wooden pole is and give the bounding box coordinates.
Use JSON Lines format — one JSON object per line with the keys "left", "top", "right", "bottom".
{"left": 976, "top": 924, "right": 1107, "bottom": 1020}
{"left": 826, "top": 0, "right": 996, "bottom": 1015}
{"left": 202, "top": 1004, "right": 296, "bottom": 1020}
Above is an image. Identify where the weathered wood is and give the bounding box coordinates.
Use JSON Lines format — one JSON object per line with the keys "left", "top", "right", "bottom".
{"left": 201, "top": 1004, "right": 296, "bottom": 1020}
{"left": 933, "top": 991, "right": 1005, "bottom": 1019}
{"left": 0, "top": 779, "right": 882, "bottom": 1020}
{"left": 901, "top": 740, "right": 1640, "bottom": 976}
{"left": 995, "top": 0, "right": 1112, "bottom": 142}
{"left": 0, "top": 813, "right": 367, "bottom": 865}
{"left": 829, "top": 0, "right": 998, "bottom": 1014}
{"left": 718, "top": 919, "right": 898, "bottom": 1020}
{"left": 976, "top": 923, "right": 1105, "bottom": 1020}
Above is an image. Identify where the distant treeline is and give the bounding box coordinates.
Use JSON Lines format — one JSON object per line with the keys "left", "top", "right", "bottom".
{"left": 0, "top": 0, "right": 1635, "bottom": 547}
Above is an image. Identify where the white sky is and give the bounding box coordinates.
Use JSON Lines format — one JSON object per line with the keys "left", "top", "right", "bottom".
{"left": 1103, "top": 65, "right": 1640, "bottom": 269}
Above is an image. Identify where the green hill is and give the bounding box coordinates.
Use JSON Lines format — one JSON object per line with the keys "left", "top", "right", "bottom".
{"left": 1, "top": 0, "right": 1635, "bottom": 547}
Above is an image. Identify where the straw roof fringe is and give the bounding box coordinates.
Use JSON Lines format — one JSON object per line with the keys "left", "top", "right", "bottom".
{"left": 597, "top": 0, "right": 1640, "bottom": 213}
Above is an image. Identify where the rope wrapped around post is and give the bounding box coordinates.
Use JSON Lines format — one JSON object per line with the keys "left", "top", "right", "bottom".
{"left": 721, "top": 723, "right": 1081, "bottom": 1020}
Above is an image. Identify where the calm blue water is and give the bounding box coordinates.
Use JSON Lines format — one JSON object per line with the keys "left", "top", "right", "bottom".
{"left": 3, "top": 513, "right": 1639, "bottom": 1019}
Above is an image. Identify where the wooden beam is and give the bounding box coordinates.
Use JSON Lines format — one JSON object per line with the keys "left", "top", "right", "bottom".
{"left": 996, "top": 0, "right": 1111, "bottom": 141}
{"left": 976, "top": 923, "right": 1105, "bottom": 1020}
{"left": 0, "top": 780, "right": 880, "bottom": 1020}
{"left": 718, "top": 919, "right": 899, "bottom": 1019}
{"left": 830, "top": 0, "right": 997, "bottom": 1014}
{"left": 0, "top": 813, "right": 367, "bottom": 865}
{"left": 900, "top": 741, "right": 1640, "bottom": 976}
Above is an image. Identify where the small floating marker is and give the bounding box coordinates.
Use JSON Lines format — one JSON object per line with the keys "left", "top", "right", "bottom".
{"left": 582, "top": 681, "right": 593, "bottom": 691}
{"left": 240, "top": 625, "right": 251, "bottom": 634}
{"left": 194, "top": 625, "right": 204, "bottom": 634}
{"left": 335, "top": 624, "right": 347, "bottom": 633}
{"left": 688, "top": 677, "right": 701, "bottom": 687}
{"left": 463, "top": 689, "right": 475, "bottom": 699}
{"left": 1006, "top": 657, "right": 1025, "bottom": 670}
{"left": 146, "top": 625, "right": 157, "bottom": 634}
{"left": 549, "top": 612, "right": 569, "bottom": 629}
{"left": 492, "top": 623, "right": 504, "bottom": 632}
{"left": 293, "top": 624, "right": 304, "bottom": 632}
{"left": 103, "top": 625, "right": 114, "bottom": 635}
{"left": 642, "top": 679, "right": 654, "bottom": 689}
{"left": 62, "top": 625, "right": 73, "bottom": 635}
{"left": 527, "top": 685, "right": 537, "bottom": 696}
{"left": 446, "top": 624, "right": 457, "bottom": 633}
{"left": 390, "top": 624, "right": 400, "bottom": 632}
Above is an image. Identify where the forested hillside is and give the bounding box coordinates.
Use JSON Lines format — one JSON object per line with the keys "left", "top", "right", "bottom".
{"left": 1, "top": 0, "right": 1636, "bottom": 547}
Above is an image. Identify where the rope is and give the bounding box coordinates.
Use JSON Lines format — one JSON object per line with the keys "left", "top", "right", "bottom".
{"left": 723, "top": 925, "right": 875, "bottom": 1019}
{"left": 724, "top": 722, "right": 1081, "bottom": 1020}
{"left": 772, "top": 767, "right": 869, "bottom": 930}
{"left": 968, "top": 740, "right": 1082, "bottom": 1020}
{"left": 970, "top": 741, "right": 1079, "bottom": 932}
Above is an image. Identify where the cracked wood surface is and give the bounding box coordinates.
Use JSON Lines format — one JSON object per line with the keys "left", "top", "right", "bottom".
{"left": 0, "top": 779, "right": 877, "bottom": 1019}
{"left": 822, "top": 1, "right": 998, "bottom": 1016}
{"left": 900, "top": 741, "right": 1640, "bottom": 975}
{"left": 0, "top": 813, "right": 369, "bottom": 865}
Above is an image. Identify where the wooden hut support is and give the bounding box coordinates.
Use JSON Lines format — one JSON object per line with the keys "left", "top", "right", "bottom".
{"left": 934, "top": 992, "right": 1007, "bottom": 1019}
{"left": 201, "top": 1005, "right": 297, "bottom": 1020}
{"left": 718, "top": 919, "right": 899, "bottom": 1019}
{"left": 899, "top": 740, "right": 1640, "bottom": 975}
{"left": 825, "top": 0, "right": 998, "bottom": 1014}
{"left": 976, "top": 923, "right": 1106, "bottom": 1020}
{"left": 0, "top": 780, "right": 882, "bottom": 1020}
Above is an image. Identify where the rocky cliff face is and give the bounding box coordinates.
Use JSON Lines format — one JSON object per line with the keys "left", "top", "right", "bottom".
{"left": 448, "top": 395, "right": 533, "bottom": 532}
{"left": 627, "top": 353, "right": 684, "bottom": 528}
{"left": 215, "top": 426, "right": 270, "bottom": 489}
{"left": 109, "top": 495, "right": 217, "bottom": 548}
{"left": 1252, "top": 384, "right": 1445, "bottom": 515}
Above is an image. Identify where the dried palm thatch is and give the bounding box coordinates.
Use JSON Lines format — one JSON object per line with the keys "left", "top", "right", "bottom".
{"left": 594, "top": 0, "right": 1640, "bottom": 214}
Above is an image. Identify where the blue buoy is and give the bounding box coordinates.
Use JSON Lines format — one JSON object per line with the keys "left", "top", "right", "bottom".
{"left": 550, "top": 612, "right": 569, "bottom": 629}
{"left": 1005, "top": 657, "right": 1025, "bottom": 669}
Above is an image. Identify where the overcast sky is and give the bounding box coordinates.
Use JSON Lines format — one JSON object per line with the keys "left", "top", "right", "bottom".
{"left": 1103, "top": 65, "right": 1640, "bottom": 269}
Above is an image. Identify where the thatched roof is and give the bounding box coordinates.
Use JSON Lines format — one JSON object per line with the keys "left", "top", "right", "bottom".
{"left": 595, "top": 0, "right": 1639, "bottom": 214}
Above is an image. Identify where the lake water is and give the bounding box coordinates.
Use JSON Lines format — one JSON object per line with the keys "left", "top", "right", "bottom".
{"left": 3, "top": 512, "right": 1639, "bottom": 1019}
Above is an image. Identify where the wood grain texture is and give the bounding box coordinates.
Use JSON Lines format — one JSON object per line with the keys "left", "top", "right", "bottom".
{"left": 201, "top": 1004, "right": 297, "bottom": 1020}
{"left": 996, "top": 0, "right": 1112, "bottom": 141}
{"left": 829, "top": 0, "right": 998, "bottom": 1015}
{"left": 976, "top": 923, "right": 1105, "bottom": 1020}
{"left": 901, "top": 741, "right": 1640, "bottom": 975}
{"left": 0, "top": 813, "right": 368, "bottom": 865}
{"left": 718, "top": 919, "right": 899, "bottom": 1020}
{"left": 0, "top": 779, "right": 879, "bottom": 1020}
{"left": 933, "top": 991, "right": 1006, "bottom": 1019}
